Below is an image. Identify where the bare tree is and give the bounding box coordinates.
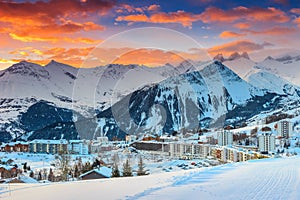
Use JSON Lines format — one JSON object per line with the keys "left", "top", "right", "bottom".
{"left": 55, "top": 154, "right": 71, "bottom": 181}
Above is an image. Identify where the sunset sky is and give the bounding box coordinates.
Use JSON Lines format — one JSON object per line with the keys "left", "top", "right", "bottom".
{"left": 0, "top": 0, "right": 300, "bottom": 69}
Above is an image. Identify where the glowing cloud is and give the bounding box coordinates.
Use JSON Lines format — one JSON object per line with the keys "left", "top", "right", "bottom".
{"left": 200, "top": 6, "right": 290, "bottom": 23}
{"left": 219, "top": 31, "right": 246, "bottom": 38}
{"left": 0, "top": 0, "right": 113, "bottom": 43}
{"left": 116, "top": 11, "right": 202, "bottom": 28}
{"left": 208, "top": 40, "right": 273, "bottom": 56}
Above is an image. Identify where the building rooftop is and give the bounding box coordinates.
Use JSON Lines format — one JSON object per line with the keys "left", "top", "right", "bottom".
{"left": 79, "top": 166, "right": 112, "bottom": 178}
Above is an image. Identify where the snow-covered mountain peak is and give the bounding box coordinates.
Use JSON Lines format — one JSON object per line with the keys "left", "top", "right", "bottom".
{"left": 175, "top": 59, "right": 196, "bottom": 73}
{"left": 264, "top": 56, "right": 275, "bottom": 61}
{"left": 213, "top": 53, "right": 225, "bottom": 62}
{"left": 45, "top": 60, "right": 78, "bottom": 73}
{"left": 3, "top": 61, "right": 49, "bottom": 80}
{"left": 201, "top": 60, "right": 235, "bottom": 77}
{"left": 241, "top": 52, "right": 250, "bottom": 60}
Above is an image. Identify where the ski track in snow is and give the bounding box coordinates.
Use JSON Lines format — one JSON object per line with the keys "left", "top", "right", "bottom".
{"left": 127, "top": 157, "right": 300, "bottom": 200}
{"left": 0, "top": 157, "right": 300, "bottom": 200}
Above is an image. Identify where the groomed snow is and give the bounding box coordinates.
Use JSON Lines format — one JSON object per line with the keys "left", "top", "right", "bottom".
{"left": 1, "top": 156, "right": 299, "bottom": 200}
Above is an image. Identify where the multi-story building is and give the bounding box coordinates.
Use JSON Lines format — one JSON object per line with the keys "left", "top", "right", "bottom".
{"left": 29, "top": 139, "right": 68, "bottom": 154}
{"left": 90, "top": 137, "right": 114, "bottom": 153}
{"left": 217, "top": 130, "right": 233, "bottom": 146}
{"left": 68, "top": 140, "right": 90, "bottom": 155}
{"left": 258, "top": 132, "right": 275, "bottom": 153}
{"left": 169, "top": 142, "right": 213, "bottom": 159}
{"left": 277, "top": 120, "right": 293, "bottom": 139}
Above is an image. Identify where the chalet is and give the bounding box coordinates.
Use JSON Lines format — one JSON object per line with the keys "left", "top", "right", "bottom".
{"left": 0, "top": 165, "right": 20, "bottom": 179}
{"left": 6, "top": 175, "right": 38, "bottom": 184}
{"left": 79, "top": 166, "right": 112, "bottom": 180}
{"left": 0, "top": 142, "right": 29, "bottom": 152}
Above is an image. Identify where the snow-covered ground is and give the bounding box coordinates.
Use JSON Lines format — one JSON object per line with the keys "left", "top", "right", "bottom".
{"left": 1, "top": 156, "right": 299, "bottom": 200}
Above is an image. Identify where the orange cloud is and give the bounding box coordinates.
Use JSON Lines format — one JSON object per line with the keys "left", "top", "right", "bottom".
{"left": 82, "top": 47, "right": 207, "bottom": 68}
{"left": 234, "top": 23, "right": 251, "bottom": 29}
{"left": 7, "top": 47, "right": 95, "bottom": 68}
{"left": 291, "top": 8, "right": 300, "bottom": 15}
{"left": 9, "top": 32, "right": 101, "bottom": 44}
{"left": 115, "top": 6, "right": 290, "bottom": 28}
{"left": 0, "top": 58, "right": 19, "bottom": 64}
{"left": 245, "top": 26, "right": 296, "bottom": 35}
{"left": 116, "top": 14, "right": 149, "bottom": 22}
{"left": 148, "top": 4, "right": 161, "bottom": 12}
{"left": 7, "top": 47, "right": 204, "bottom": 68}
{"left": 208, "top": 40, "right": 273, "bottom": 57}
{"left": 294, "top": 18, "right": 300, "bottom": 27}
{"left": 115, "top": 4, "right": 145, "bottom": 13}
{"left": 200, "top": 6, "right": 290, "bottom": 23}
{"left": 219, "top": 31, "right": 246, "bottom": 38}
{"left": 117, "top": 11, "right": 202, "bottom": 28}
{"left": 150, "top": 11, "right": 202, "bottom": 27}
{"left": 0, "top": 0, "right": 113, "bottom": 43}
{"left": 112, "top": 49, "right": 190, "bottom": 66}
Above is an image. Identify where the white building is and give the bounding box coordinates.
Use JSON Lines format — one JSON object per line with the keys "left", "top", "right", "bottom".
{"left": 90, "top": 137, "right": 113, "bottom": 153}
{"left": 29, "top": 139, "right": 68, "bottom": 154}
{"left": 125, "top": 135, "right": 137, "bottom": 144}
{"left": 169, "top": 142, "right": 212, "bottom": 158}
{"left": 277, "top": 120, "right": 293, "bottom": 139}
{"left": 217, "top": 130, "right": 233, "bottom": 146}
{"left": 258, "top": 132, "right": 275, "bottom": 153}
{"left": 68, "top": 140, "right": 89, "bottom": 155}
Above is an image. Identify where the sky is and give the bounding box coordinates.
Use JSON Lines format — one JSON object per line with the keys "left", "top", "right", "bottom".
{"left": 0, "top": 0, "right": 300, "bottom": 69}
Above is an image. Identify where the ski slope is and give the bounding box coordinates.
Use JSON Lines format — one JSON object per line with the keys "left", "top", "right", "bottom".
{"left": 1, "top": 156, "right": 299, "bottom": 200}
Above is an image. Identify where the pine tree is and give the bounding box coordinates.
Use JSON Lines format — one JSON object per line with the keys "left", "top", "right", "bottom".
{"left": 122, "top": 159, "right": 132, "bottom": 177}
{"left": 29, "top": 171, "right": 34, "bottom": 178}
{"left": 23, "top": 162, "right": 27, "bottom": 173}
{"left": 137, "top": 156, "right": 148, "bottom": 176}
{"left": 111, "top": 163, "right": 120, "bottom": 178}
{"left": 74, "top": 164, "right": 79, "bottom": 178}
{"left": 48, "top": 168, "right": 54, "bottom": 182}
{"left": 38, "top": 171, "right": 42, "bottom": 181}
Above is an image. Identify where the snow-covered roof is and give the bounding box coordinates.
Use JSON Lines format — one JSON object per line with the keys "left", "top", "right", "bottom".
{"left": 0, "top": 164, "right": 16, "bottom": 170}
{"left": 79, "top": 166, "right": 112, "bottom": 178}
{"left": 29, "top": 139, "right": 68, "bottom": 145}
{"left": 18, "top": 175, "right": 39, "bottom": 183}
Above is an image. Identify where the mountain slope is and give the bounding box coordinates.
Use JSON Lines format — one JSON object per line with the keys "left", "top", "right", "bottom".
{"left": 257, "top": 55, "right": 300, "bottom": 86}
{"left": 0, "top": 59, "right": 298, "bottom": 141}
{"left": 245, "top": 66, "right": 300, "bottom": 97}
{"left": 0, "top": 60, "right": 198, "bottom": 141}
{"left": 96, "top": 61, "right": 282, "bottom": 139}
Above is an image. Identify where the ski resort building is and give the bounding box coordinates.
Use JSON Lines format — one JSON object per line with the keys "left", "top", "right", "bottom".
{"left": 29, "top": 139, "right": 68, "bottom": 154}
{"left": 67, "top": 140, "right": 89, "bottom": 155}
{"left": 169, "top": 142, "right": 212, "bottom": 159}
{"left": 0, "top": 142, "right": 29, "bottom": 152}
{"left": 258, "top": 132, "right": 276, "bottom": 153}
{"left": 277, "top": 120, "right": 293, "bottom": 139}
{"left": 217, "top": 130, "right": 233, "bottom": 146}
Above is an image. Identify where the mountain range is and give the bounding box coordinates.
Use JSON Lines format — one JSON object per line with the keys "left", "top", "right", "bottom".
{"left": 0, "top": 53, "right": 300, "bottom": 142}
